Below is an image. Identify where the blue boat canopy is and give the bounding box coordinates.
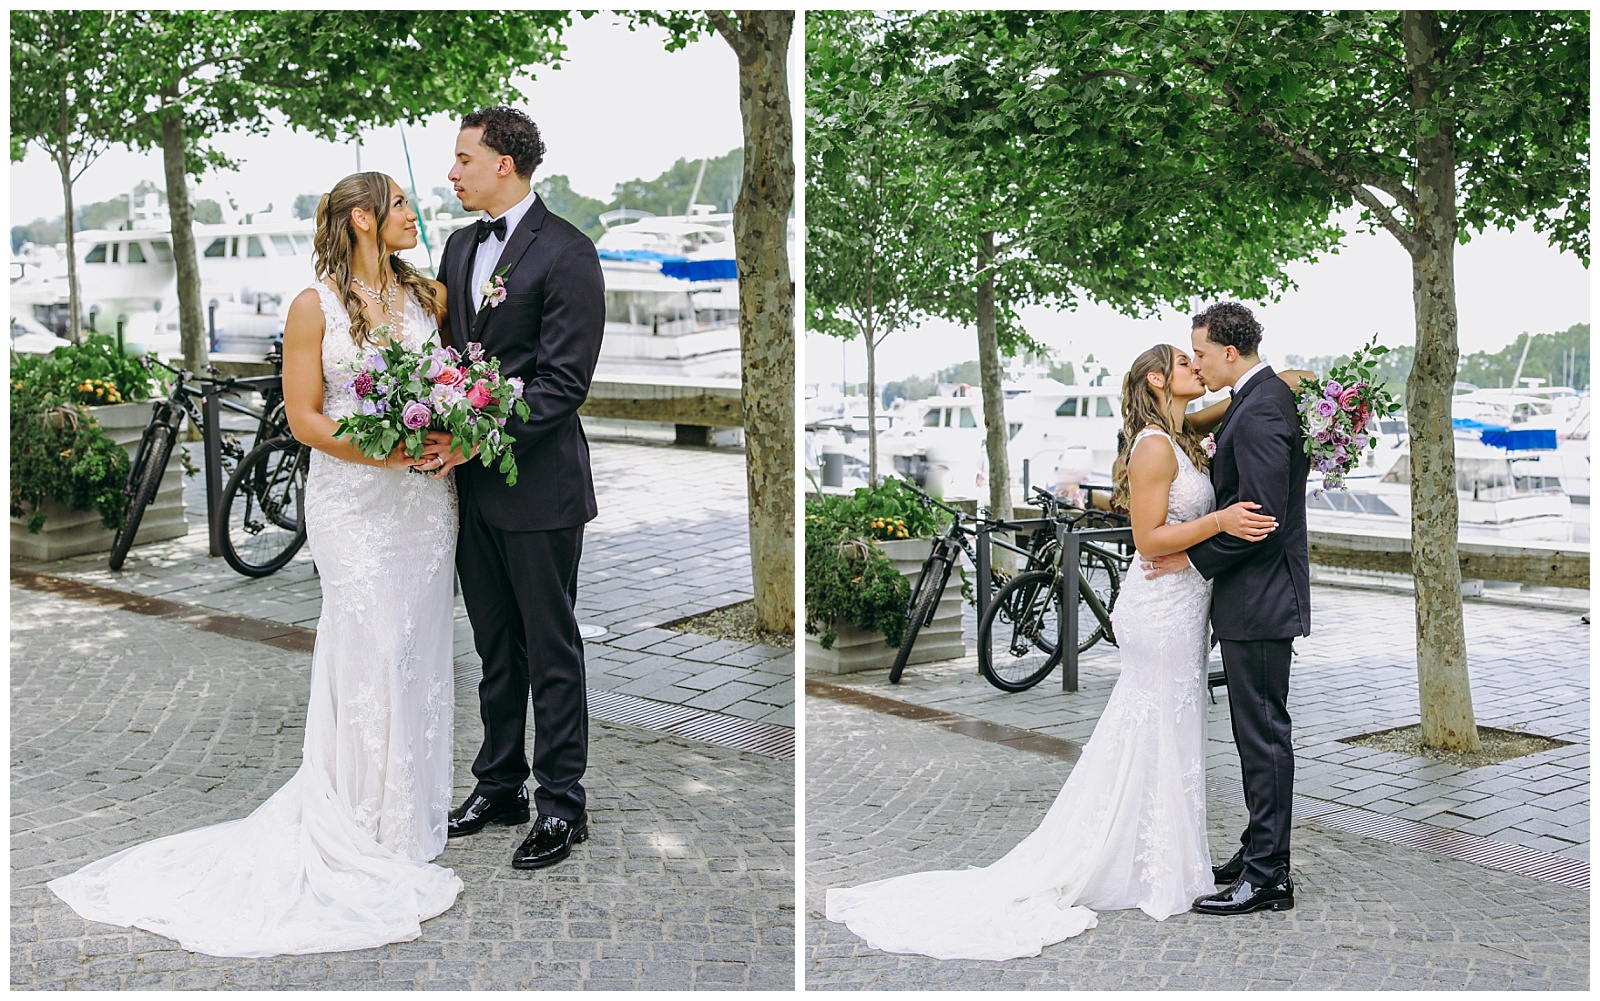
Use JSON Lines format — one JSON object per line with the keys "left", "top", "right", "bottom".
{"left": 596, "top": 248, "right": 688, "bottom": 264}
{"left": 1479, "top": 428, "right": 1558, "bottom": 451}
{"left": 660, "top": 259, "right": 738, "bottom": 282}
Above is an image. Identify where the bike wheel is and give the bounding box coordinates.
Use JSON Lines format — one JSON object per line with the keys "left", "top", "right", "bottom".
{"left": 978, "top": 569, "right": 1062, "bottom": 692}
{"left": 220, "top": 436, "right": 308, "bottom": 577}
{"left": 1075, "top": 546, "right": 1122, "bottom": 652}
{"left": 889, "top": 552, "right": 947, "bottom": 685}
{"left": 108, "top": 424, "right": 174, "bottom": 571}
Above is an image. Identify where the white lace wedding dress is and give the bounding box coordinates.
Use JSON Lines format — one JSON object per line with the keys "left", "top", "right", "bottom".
{"left": 826, "top": 427, "right": 1216, "bottom": 961}
{"left": 48, "top": 285, "right": 462, "bottom": 957}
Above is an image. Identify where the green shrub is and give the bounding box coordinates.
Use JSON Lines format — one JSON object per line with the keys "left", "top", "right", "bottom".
{"left": 803, "top": 517, "right": 911, "bottom": 649}
{"left": 7, "top": 335, "right": 155, "bottom": 533}
{"left": 9, "top": 381, "right": 131, "bottom": 533}
{"left": 803, "top": 477, "right": 948, "bottom": 649}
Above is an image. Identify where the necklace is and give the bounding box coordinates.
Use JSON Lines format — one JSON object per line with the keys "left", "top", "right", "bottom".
{"left": 350, "top": 274, "right": 401, "bottom": 332}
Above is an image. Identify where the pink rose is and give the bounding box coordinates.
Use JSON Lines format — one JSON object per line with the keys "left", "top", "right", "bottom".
{"left": 401, "top": 400, "right": 432, "bottom": 430}
{"left": 434, "top": 365, "right": 466, "bottom": 388}
{"left": 466, "top": 379, "right": 495, "bottom": 410}
{"left": 1338, "top": 387, "right": 1361, "bottom": 412}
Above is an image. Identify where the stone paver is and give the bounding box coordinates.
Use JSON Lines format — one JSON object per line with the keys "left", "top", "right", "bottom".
{"left": 805, "top": 581, "right": 1589, "bottom": 989}
{"left": 805, "top": 697, "right": 1588, "bottom": 990}
{"left": 13, "top": 429, "right": 792, "bottom": 727}
{"left": 11, "top": 587, "right": 793, "bottom": 990}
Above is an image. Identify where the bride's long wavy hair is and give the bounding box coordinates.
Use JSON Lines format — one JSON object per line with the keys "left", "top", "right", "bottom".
{"left": 312, "top": 172, "right": 442, "bottom": 347}
{"left": 1112, "top": 343, "right": 1208, "bottom": 510}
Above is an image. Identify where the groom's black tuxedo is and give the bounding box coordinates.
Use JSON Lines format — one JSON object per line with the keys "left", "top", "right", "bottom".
{"left": 1187, "top": 365, "right": 1310, "bottom": 888}
{"left": 440, "top": 196, "right": 604, "bottom": 823}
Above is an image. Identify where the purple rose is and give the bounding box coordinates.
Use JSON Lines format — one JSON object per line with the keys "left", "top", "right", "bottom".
{"left": 1316, "top": 398, "right": 1337, "bottom": 418}
{"left": 1324, "top": 380, "right": 1343, "bottom": 400}
{"left": 1333, "top": 445, "right": 1348, "bottom": 463}
{"left": 1315, "top": 429, "right": 1333, "bottom": 443}
{"left": 402, "top": 400, "right": 432, "bottom": 430}
{"left": 1353, "top": 433, "right": 1370, "bottom": 450}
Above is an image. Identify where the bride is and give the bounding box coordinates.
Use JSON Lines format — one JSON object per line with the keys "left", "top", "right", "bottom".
{"left": 825, "top": 343, "right": 1283, "bottom": 961}
{"left": 49, "top": 172, "right": 464, "bottom": 957}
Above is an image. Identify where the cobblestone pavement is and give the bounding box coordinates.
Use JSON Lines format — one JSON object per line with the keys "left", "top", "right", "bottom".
{"left": 11, "top": 587, "right": 794, "bottom": 990}
{"left": 831, "top": 583, "right": 1588, "bottom": 861}
{"left": 12, "top": 430, "right": 793, "bottom": 728}
{"left": 805, "top": 697, "right": 1588, "bottom": 990}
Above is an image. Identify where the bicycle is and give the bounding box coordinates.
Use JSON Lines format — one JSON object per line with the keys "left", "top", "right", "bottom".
{"left": 889, "top": 484, "right": 1052, "bottom": 684}
{"left": 110, "top": 357, "right": 255, "bottom": 571}
{"left": 976, "top": 504, "right": 1130, "bottom": 693}
{"left": 110, "top": 348, "right": 305, "bottom": 576}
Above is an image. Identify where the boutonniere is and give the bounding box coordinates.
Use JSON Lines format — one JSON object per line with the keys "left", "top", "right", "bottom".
{"left": 1200, "top": 433, "right": 1217, "bottom": 458}
{"left": 478, "top": 265, "right": 511, "bottom": 310}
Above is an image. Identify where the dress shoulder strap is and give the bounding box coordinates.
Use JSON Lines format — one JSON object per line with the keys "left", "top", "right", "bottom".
{"left": 1131, "top": 426, "right": 1173, "bottom": 449}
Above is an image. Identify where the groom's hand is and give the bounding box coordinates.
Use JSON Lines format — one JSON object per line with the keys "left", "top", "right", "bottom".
{"left": 1142, "top": 552, "right": 1191, "bottom": 579}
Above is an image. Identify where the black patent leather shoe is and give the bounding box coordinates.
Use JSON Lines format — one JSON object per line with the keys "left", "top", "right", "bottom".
{"left": 511, "top": 813, "right": 588, "bottom": 870}
{"left": 1192, "top": 875, "right": 1294, "bottom": 915}
{"left": 447, "top": 786, "right": 530, "bottom": 838}
{"left": 1213, "top": 846, "right": 1246, "bottom": 884}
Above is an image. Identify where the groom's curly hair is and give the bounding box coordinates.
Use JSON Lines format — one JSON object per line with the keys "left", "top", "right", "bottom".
{"left": 1192, "top": 302, "right": 1263, "bottom": 357}
{"left": 461, "top": 106, "right": 546, "bottom": 178}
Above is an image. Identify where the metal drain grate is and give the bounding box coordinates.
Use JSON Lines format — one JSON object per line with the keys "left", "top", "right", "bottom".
{"left": 458, "top": 663, "right": 794, "bottom": 760}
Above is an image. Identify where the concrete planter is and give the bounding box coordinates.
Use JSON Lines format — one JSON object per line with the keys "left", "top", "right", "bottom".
{"left": 806, "top": 536, "right": 967, "bottom": 676}
{"left": 11, "top": 400, "right": 189, "bottom": 561}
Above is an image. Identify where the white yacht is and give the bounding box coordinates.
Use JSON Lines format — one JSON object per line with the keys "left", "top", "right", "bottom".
{"left": 591, "top": 207, "right": 740, "bottom": 379}
{"left": 10, "top": 197, "right": 773, "bottom": 385}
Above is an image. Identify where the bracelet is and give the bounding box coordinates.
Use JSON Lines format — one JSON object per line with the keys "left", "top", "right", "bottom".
{"left": 1213, "top": 511, "right": 1221, "bottom": 533}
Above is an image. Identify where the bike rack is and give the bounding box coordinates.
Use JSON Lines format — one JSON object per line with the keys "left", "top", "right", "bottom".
{"left": 974, "top": 519, "right": 1134, "bottom": 693}
{"left": 200, "top": 375, "right": 284, "bottom": 558}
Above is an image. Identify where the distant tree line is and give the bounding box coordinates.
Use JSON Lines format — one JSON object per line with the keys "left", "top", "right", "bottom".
{"left": 11, "top": 181, "right": 222, "bottom": 252}
{"left": 431, "top": 149, "right": 744, "bottom": 241}
{"left": 1285, "top": 321, "right": 1590, "bottom": 399}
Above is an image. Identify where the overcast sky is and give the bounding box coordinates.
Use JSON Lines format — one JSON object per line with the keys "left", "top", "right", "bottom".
{"left": 10, "top": 14, "right": 762, "bottom": 223}
{"left": 806, "top": 211, "right": 1590, "bottom": 390}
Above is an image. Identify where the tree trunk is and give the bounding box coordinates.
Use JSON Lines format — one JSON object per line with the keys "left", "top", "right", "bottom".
{"left": 1402, "top": 10, "right": 1479, "bottom": 752}
{"left": 160, "top": 87, "right": 207, "bottom": 372}
{"left": 56, "top": 149, "right": 82, "bottom": 344}
{"left": 724, "top": 11, "right": 796, "bottom": 634}
{"left": 865, "top": 326, "right": 878, "bottom": 486}
{"left": 863, "top": 158, "right": 879, "bottom": 487}
{"left": 975, "top": 230, "right": 1011, "bottom": 522}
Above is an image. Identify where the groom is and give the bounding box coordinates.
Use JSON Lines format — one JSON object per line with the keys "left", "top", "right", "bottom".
{"left": 1144, "top": 302, "right": 1310, "bottom": 914}
{"left": 429, "top": 106, "right": 605, "bottom": 869}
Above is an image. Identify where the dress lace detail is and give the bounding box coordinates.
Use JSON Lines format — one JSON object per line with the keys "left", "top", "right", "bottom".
{"left": 48, "top": 285, "right": 462, "bottom": 957}
{"left": 825, "top": 427, "right": 1215, "bottom": 961}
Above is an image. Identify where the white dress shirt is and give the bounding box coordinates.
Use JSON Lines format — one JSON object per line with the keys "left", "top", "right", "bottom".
{"left": 1230, "top": 359, "right": 1271, "bottom": 397}
{"left": 469, "top": 187, "right": 539, "bottom": 306}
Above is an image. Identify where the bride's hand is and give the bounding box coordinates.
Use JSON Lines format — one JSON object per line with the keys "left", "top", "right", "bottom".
{"left": 1216, "top": 501, "right": 1277, "bottom": 541}
{"left": 381, "top": 445, "right": 430, "bottom": 471}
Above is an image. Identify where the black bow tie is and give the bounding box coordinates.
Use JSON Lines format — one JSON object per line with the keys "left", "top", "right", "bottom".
{"left": 475, "top": 216, "right": 507, "bottom": 244}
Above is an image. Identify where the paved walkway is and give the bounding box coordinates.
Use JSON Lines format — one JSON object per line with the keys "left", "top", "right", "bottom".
{"left": 805, "top": 583, "right": 1589, "bottom": 989}
{"left": 10, "top": 432, "right": 794, "bottom": 990}
{"left": 13, "top": 433, "right": 794, "bottom": 728}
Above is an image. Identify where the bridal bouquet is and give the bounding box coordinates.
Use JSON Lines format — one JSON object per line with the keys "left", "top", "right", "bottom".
{"left": 1296, "top": 335, "right": 1400, "bottom": 492}
{"left": 331, "top": 330, "right": 531, "bottom": 486}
